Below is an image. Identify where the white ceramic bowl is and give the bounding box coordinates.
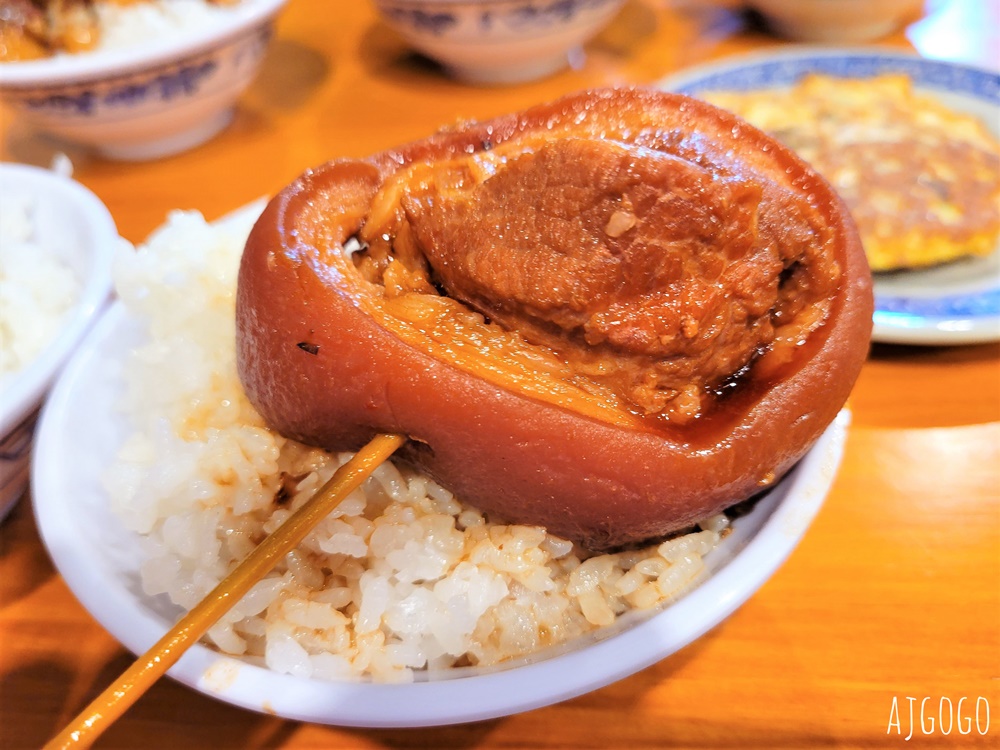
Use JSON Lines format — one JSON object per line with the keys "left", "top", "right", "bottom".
{"left": 0, "top": 0, "right": 288, "bottom": 161}
{"left": 0, "top": 163, "right": 118, "bottom": 522}
{"left": 373, "top": 0, "right": 625, "bottom": 84}
{"left": 747, "top": 0, "right": 923, "bottom": 42}
{"left": 31, "top": 241, "right": 849, "bottom": 725}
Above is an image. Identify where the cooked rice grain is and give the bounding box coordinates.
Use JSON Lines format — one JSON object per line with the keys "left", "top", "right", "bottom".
{"left": 92, "top": 0, "right": 243, "bottom": 52}
{"left": 106, "top": 209, "right": 727, "bottom": 682}
{"left": 0, "top": 194, "right": 81, "bottom": 378}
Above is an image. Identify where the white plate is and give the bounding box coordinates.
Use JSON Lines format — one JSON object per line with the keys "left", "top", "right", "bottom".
{"left": 32, "top": 294, "right": 847, "bottom": 726}
{"left": 660, "top": 48, "right": 1000, "bottom": 346}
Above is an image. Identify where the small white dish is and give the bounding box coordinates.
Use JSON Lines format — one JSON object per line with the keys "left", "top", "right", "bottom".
{"left": 0, "top": 0, "right": 288, "bottom": 161}
{"left": 0, "top": 162, "right": 118, "bottom": 521}
{"left": 660, "top": 48, "right": 1000, "bottom": 346}
{"left": 373, "top": 0, "right": 625, "bottom": 84}
{"left": 32, "top": 267, "right": 847, "bottom": 724}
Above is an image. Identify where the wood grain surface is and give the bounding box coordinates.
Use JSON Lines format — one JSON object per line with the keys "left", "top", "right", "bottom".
{"left": 2, "top": 1, "right": 998, "bottom": 748}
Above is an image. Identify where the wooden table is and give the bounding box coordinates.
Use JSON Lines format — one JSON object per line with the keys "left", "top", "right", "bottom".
{"left": 2, "top": 1, "right": 998, "bottom": 747}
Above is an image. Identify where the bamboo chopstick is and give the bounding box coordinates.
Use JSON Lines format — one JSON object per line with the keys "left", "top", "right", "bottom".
{"left": 45, "top": 432, "right": 406, "bottom": 750}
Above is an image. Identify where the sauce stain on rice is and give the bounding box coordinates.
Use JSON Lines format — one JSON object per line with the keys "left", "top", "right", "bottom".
{"left": 200, "top": 658, "right": 242, "bottom": 693}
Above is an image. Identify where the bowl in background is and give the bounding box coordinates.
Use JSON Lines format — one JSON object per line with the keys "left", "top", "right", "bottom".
{"left": 373, "top": 0, "right": 626, "bottom": 84}
{"left": 747, "top": 0, "right": 923, "bottom": 42}
{"left": 0, "top": 163, "right": 118, "bottom": 521}
{"left": 0, "top": 0, "right": 289, "bottom": 161}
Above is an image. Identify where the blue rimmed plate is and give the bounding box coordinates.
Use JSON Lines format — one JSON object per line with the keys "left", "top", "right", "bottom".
{"left": 659, "top": 48, "right": 1000, "bottom": 346}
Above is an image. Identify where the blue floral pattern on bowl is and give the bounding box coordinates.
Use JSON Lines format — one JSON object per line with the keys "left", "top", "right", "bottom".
{"left": 6, "top": 26, "right": 270, "bottom": 119}
{"left": 380, "top": 0, "right": 621, "bottom": 37}
{"left": 381, "top": 8, "right": 458, "bottom": 35}
{"left": 876, "top": 289, "right": 1000, "bottom": 319}
{"left": 669, "top": 53, "right": 1000, "bottom": 100}
{"left": 21, "top": 59, "right": 219, "bottom": 116}
{"left": 374, "top": 0, "right": 624, "bottom": 83}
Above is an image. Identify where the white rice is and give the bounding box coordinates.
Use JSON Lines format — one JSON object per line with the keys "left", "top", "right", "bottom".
{"left": 106, "top": 208, "right": 728, "bottom": 682}
{"left": 92, "top": 0, "right": 244, "bottom": 52}
{"left": 0, "top": 194, "right": 81, "bottom": 379}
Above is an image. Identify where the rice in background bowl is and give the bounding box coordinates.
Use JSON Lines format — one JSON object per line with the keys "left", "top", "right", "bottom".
{"left": 105, "top": 206, "right": 732, "bottom": 682}
{"left": 1, "top": 1, "right": 248, "bottom": 60}
{"left": 95, "top": 1, "right": 251, "bottom": 55}
{"left": 0, "top": 0, "right": 289, "bottom": 160}
{"left": 0, "top": 194, "right": 81, "bottom": 376}
{"left": 0, "top": 161, "right": 117, "bottom": 520}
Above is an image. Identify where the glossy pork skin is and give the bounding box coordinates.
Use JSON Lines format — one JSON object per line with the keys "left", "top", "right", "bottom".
{"left": 236, "top": 88, "right": 873, "bottom": 550}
